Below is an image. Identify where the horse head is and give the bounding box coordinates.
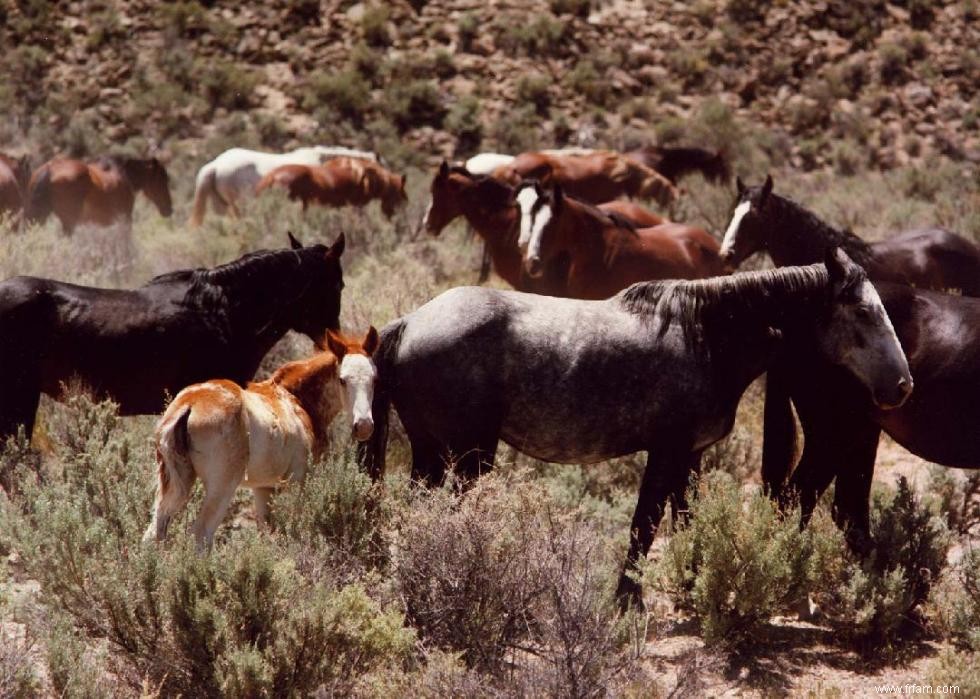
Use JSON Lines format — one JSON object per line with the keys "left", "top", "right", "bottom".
{"left": 421, "top": 161, "right": 464, "bottom": 236}
{"left": 287, "top": 232, "right": 346, "bottom": 341}
{"left": 322, "top": 326, "right": 380, "bottom": 442}
{"left": 127, "top": 157, "right": 173, "bottom": 218}
{"left": 719, "top": 174, "right": 773, "bottom": 270}
{"left": 515, "top": 179, "right": 562, "bottom": 279}
{"left": 381, "top": 171, "right": 407, "bottom": 219}
{"left": 818, "top": 247, "right": 912, "bottom": 410}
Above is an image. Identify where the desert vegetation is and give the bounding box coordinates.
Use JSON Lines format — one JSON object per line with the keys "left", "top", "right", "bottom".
{"left": 1, "top": 0, "right": 979, "bottom": 696}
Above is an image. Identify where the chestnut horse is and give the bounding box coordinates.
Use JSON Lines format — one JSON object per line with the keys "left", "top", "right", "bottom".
{"left": 493, "top": 149, "right": 680, "bottom": 208}
{"left": 255, "top": 157, "right": 407, "bottom": 219}
{"left": 421, "top": 163, "right": 666, "bottom": 295}
{"left": 25, "top": 156, "right": 173, "bottom": 234}
{"left": 0, "top": 152, "right": 31, "bottom": 222}
{"left": 517, "top": 181, "right": 725, "bottom": 300}
{"left": 625, "top": 145, "right": 730, "bottom": 184}
{"left": 720, "top": 175, "right": 980, "bottom": 295}
{"left": 145, "top": 327, "right": 378, "bottom": 547}
{"left": 0, "top": 233, "right": 346, "bottom": 442}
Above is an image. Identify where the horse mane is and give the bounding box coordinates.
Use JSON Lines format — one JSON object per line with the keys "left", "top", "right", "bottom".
{"left": 618, "top": 264, "right": 828, "bottom": 336}
{"left": 637, "top": 146, "right": 730, "bottom": 183}
{"left": 450, "top": 165, "right": 517, "bottom": 209}
{"left": 766, "top": 192, "right": 873, "bottom": 267}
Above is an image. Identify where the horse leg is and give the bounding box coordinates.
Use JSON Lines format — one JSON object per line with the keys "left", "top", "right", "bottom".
{"left": 828, "top": 421, "right": 881, "bottom": 554}
{"left": 190, "top": 481, "right": 239, "bottom": 549}
{"left": 0, "top": 339, "right": 42, "bottom": 442}
{"left": 408, "top": 429, "right": 445, "bottom": 487}
{"left": 616, "top": 445, "right": 700, "bottom": 608}
{"left": 761, "top": 362, "right": 799, "bottom": 500}
{"left": 252, "top": 486, "right": 275, "bottom": 529}
{"left": 144, "top": 469, "right": 198, "bottom": 543}
{"left": 450, "top": 433, "right": 499, "bottom": 485}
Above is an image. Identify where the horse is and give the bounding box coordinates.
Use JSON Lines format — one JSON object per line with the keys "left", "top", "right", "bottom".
{"left": 255, "top": 158, "right": 407, "bottom": 219}
{"left": 0, "top": 152, "right": 31, "bottom": 222}
{"left": 0, "top": 232, "right": 346, "bottom": 442}
{"left": 464, "top": 152, "right": 514, "bottom": 175}
{"left": 762, "top": 283, "right": 980, "bottom": 551}
{"left": 421, "top": 163, "right": 667, "bottom": 295}
{"left": 24, "top": 156, "right": 173, "bottom": 235}
{"left": 516, "top": 181, "right": 724, "bottom": 300}
{"left": 360, "top": 248, "right": 912, "bottom": 607}
{"left": 190, "top": 146, "right": 380, "bottom": 226}
{"left": 144, "top": 326, "right": 378, "bottom": 547}
{"left": 625, "top": 145, "right": 730, "bottom": 184}
{"left": 719, "top": 175, "right": 980, "bottom": 295}
{"left": 492, "top": 149, "right": 680, "bottom": 208}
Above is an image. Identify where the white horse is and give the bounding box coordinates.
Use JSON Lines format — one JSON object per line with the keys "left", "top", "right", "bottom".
{"left": 144, "top": 327, "right": 379, "bottom": 547}
{"left": 464, "top": 152, "right": 514, "bottom": 176}
{"left": 190, "top": 146, "right": 380, "bottom": 226}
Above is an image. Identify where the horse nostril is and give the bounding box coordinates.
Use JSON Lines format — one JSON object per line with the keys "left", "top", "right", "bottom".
{"left": 898, "top": 377, "right": 913, "bottom": 396}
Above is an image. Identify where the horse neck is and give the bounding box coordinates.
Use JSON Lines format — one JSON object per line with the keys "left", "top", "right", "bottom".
{"left": 272, "top": 355, "right": 339, "bottom": 447}
{"left": 559, "top": 200, "right": 606, "bottom": 258}
{"left": 460, "top": 184, "right": 519, "bottom": 249}
{"left": 765, "top": 195, "right": 869, "bottom": 267}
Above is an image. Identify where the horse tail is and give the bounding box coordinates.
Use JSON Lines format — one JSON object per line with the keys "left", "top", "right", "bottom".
{"left": 761, "top": 361, "right": 798, "bottom": 503}
{"left": 190, "top": 166, "right": 216, "bottom": 227}
{"left": 154, "top": 405, "right": 195, "bottom": 510}
{"left": 358, "top": 319, "right": 406, "bottom": 481}
{"left": 24, "top": 167, "right": 52, "bottom": 227}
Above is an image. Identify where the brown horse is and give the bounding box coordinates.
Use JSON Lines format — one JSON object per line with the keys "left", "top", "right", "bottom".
{"left": 255, "top": 157, "right": 407, "bottom": 219}
{"left": 25, "top": 156, "right": 173, "bottom": 234}
{"left": 0, "top": 152, "right": 31, "bottom": 222}
{"left": 493, "top": 149, "right": 680, "bottom": 208}
{"left": 625, "top": 145, "right": 730, "bottom": 184}
{"left": 517, "top": 180, "right": 724, "bottom": 300}
{"left": 421, "top": 163, "right": 668, "bottom": 295}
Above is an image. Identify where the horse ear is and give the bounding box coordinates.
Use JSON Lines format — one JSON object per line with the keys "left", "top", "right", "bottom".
{"left": 287, "top": 231, "right": 303, "bottom": 250}
{"left": 825, "top": 246, "right": 858, "bottom": 292}
{"left": 761, "top": 174, "right": 773, "bottom": 202}
{"left": 736, "top": 176, "right": 745, "bottom": 196}
{"left": 363, "top": 325, "right": 380, "bottom": 355}
{"left": 439, "top": 160, "right": 449, "bottom": 178}
{"left": 324, "top": 329, "right": 348, "bottom": 360}
{"left": 327, "top": 232, "right": 346, "bottom": 259}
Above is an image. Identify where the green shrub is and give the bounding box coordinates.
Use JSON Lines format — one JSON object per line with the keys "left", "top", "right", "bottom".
{"left": 157, "top": 0, "right": 209, "bottom": 39}
{"left": 879, "top": 42, "right": 909, "bottom": 85}
{"left": 86, "top": 6, "right": 124, "bottom": 50}
{"left": 351, "top": 41, "right": 383, "bottom": 84}
{"left": 384, "top": 80, "right": 446, "bottom": 131}
{"left": 833, "top": 139, "right": 864, "bottom": 176}
{"left": 928, "top": 548, "right": 980, "bottom": 650}
{"left": 928, "top": 466, "right": 980, "bottom": 535}
{"left": 517, "top": 73, "right": 552, "bottom": 115}
{"left": 304, "top": 69, "right": 372, "bottom": 123}
{"left": 498, "top": 14, "right": 570, "bottom": 58}
{"left": 198, "top": 58, "right": 259, "bottom": 111}
{"left": 361, "top": 4, "right": 392, "bottom": 47}
{"left": 565, "top": 60, "right": 610, "bottom": 107}
{"left": 813, "top": 478, "right": 950, "bottom": 652}
{"left": 445, "top": 95, "right": 484, "bottom": 156}
{"left": 668, "top": 47, "right": 710, "bottom": 87}
{"left": 432, "top": 48, "right": 456, "bottom": 79}
{"left": 457, "top": 12, "right": 479, "bottom": 51}
{"left": 549, "top": 0, "right": 591, "bottom": 17}
{"left": 650, "top": 471, "right": 824, "bottom": 646}
{"left": 491, "top": 105, "right": 540, "bottom": 153}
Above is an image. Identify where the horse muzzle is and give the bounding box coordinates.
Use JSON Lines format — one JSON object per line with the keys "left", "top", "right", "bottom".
{"left": 873, "top": 376, "right": 913, "bottom": 410}
{"left": 526, "top": 256, "right": 544, "bottom": 279}
{"left": 353, "top": 418, "right": 374, "bottom": 442}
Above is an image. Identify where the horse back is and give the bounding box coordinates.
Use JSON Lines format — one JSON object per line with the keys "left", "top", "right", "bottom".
{"left": 872, "top": 227, "right": 980, "bottom": 295}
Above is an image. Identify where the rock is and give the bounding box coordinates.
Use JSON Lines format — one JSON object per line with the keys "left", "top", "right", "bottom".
{"left": 904, "top": 82, "right": 934, "bottom": 108}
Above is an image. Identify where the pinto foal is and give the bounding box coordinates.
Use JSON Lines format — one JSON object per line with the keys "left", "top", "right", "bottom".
{"left": 144, "top": 327, "right": 379, "bottom": 547}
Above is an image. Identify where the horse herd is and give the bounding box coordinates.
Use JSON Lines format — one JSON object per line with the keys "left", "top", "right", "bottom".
{"left": 1, "top": 142, "right": 979, "bottom": 609}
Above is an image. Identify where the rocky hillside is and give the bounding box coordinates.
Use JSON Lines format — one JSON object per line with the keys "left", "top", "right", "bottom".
{"left": 2, "top": 0, "right": 978, "bottom": 171}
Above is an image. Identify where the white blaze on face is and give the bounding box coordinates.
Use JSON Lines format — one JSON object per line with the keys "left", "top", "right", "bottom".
{"left": 527, "top": 203, "right": 552, "bottom": 265}
{"left": 516, "top": 186, "right": 539, "bottom": 249}
{"left": 338, "top": 353, "right": 377, "bottom": 441}
{"left": 422, "top": 197, "right": 433, "bottom": 229}
{"left": 720, "top": 199, "right": 751, "bottom": 258}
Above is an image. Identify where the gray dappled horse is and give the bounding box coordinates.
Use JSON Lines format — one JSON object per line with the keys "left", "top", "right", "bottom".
{"left": 362, "top": 248, "right": 912, "bottom": 607}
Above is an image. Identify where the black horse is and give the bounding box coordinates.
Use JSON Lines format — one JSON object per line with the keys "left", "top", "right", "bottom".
{"left": 0, "top": 232, "right": 346, "bottom": 441}
{"left": 363, "top": 248, "right": 912, "bottom": 607}
{"left": 764, "top": 283, "right": 980, "bottom": 547}
{"left": 625, "top": 145, "right": 731, "bottom": 184}
{"left": 720, "top": 175, "right": 980, "bottom": 296}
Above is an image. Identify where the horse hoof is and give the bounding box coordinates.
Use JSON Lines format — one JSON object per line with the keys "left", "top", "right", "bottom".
{"left": 615, "top": 576, "right": 645, "bottom": 613}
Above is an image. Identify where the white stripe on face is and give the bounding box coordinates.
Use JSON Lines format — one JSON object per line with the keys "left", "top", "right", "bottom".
{"left": 339, "top": 354, "right": 377, "bottom": 430}
{"left": 527, "top": 203, "right": 553, "bottom": 264}
{"left": 516, "top": 186, "right": 539, "bottom": 249}
{"left": 422, "top": 197, "right": 433, "bottom": 228}
{"left": 720, "top": 199, "right": 751, "bottom": 257}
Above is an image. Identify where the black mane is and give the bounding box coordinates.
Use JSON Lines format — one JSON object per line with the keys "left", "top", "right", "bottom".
{"left": 765, "top": 192, "right": 873, "bottom": 267}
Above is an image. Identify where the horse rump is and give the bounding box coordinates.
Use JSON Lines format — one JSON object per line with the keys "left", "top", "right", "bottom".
{"left": 153, "top": 405, "right": 194, "bottom": 513}
{"left": 190, "top": 166, "right": 217, "bottom": 227}
{"left": 24, "top": 167, "right": 53, "bottom": 226}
